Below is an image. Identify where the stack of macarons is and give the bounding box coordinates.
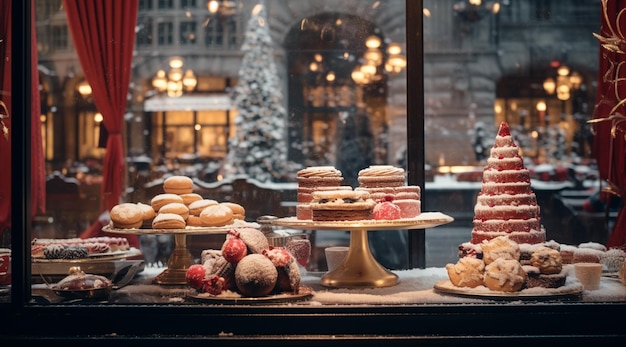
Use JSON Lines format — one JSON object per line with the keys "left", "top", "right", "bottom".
{"left": 109, "top": 175, "right": 246, "bottom": 230}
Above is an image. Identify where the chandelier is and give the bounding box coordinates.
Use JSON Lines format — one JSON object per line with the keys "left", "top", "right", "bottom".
{"left": 152, "top": 57, "right": 197, "bottom": 97}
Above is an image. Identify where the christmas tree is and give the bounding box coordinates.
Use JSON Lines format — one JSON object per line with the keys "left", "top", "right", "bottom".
{"left": 225, "top": 3, "right": 288, "bottom": 182}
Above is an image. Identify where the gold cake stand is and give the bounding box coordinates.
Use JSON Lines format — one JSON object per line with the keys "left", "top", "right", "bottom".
{"left": 274, "top": 212, "right": 454, "bottom": 288}
{"left": 103, "top": 224, "right": 231, "bottom": 285}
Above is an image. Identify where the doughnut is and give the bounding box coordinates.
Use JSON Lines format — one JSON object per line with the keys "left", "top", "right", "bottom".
{"left": 188, "top": 199, "right": 219, "bottom": 216}
{"left": 151, "top": 193, "right": 184, "bottom": 212}
{"left": 235, "top": 254, "right": 278, "bottom": 297}
{"left": 110, "top": 203, "right": 144, "bottom": 229}
{"left": 220, "top": 202, "right": 245, "bottom": 220}
{"left": 483, "top": 258, "right": 527, "bottom": 292}
{"left": 481, "top": 236, "right": 520, "bottom": 265}
{"left": 152, "top": 213, "right": 186, "bottom": 229}
{"left": 199, "top": 204, "right": 234, "bottom": 227}
{"left": 158, "top": 202, "right": 190, "bottom": 221}
{"left": 163, "top": 175, "right": 194, "bottom": 195}
{"left": 529, "top": 247, "right": 562, "bottom": 274}
{"left": 445, "top": 257, "right": 485, "bottom": 288}
{"left": 180, "top": 193, "right": 203, "bottom": 206}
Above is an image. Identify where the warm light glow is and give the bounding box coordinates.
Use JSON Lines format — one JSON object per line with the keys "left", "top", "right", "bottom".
{"left": 569, "top": 71, "right": 582, "bottom": 89}
{"left": 182, "top": 70, "right": 197, "bottom": 91}
{"left": 494, "top": 104, "right": 502, "bottom": 114}
{"left": 351, "top": 68, "right": 366, "bottom": 84}
{"left": 423, "top": 8, "right": 431, "bottom": 17}
{"left": 194, "top": 124, "right": 202, "bottom": 131}
{"left": 361, "top": 63, "right": 377, "bottom": 76}
{"left": 387, "top": 54, "right": 407, "bottom": 69}
{"left": 207, "top": 0, "right": 219, "bottom": 13}
{"left": 557, "top": 65, "right": 570, "bottom": 76}
{"left": 364, "top": 48, "right": 383, "bottom": 65}
{"left": 388, "top": 43, "right": 402, "bottom": 55}
{"left": 326, "top": 71, "right": 336, "bottom": 82}
{"left": 169, "top": 56, "right": 184, "bottom": 69}
{"left": 365, "top": 35, "right": 382, "bottom": 49}
{"left": 543, "top": 77, "right": 556, "bottom": 95}
{"left": 531, "top": 130, "right": 539, "bottom": 139}
{"left": 469, "top": 0, "right": 482, "bottom": 6}
{"left": 168, "top": 68, "right": 183, "bottom": 82}
{"left": 490, "top": 2, "right": 501, "bottom": 13}
{"left": 152, "top": 70, "right": 167, "bottom": 92}
{"left": 77, "top": 80, "right": 92, "bottom": 96}
{"left": 314, "top": 53, "right": 323, "bottom": 62}
{"left": 309, "top": 62, "right": 319, "bottom": 72}
{"left": 536, "top": 101, "right": 547, "bottom": 112}
{"left": 94, "top": 112, "right": 103, "bottom": 123}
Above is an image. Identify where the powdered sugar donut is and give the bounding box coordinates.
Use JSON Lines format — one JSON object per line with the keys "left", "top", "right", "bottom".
{"left": 234, "top": 254, "right": 278, "bottom": 297}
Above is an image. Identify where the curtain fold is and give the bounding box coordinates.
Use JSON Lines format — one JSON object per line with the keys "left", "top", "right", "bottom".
{"left": 63, "top": 0, "right": 139, "bottom": 212}
{"left": 591, "top": 0, "right": 626, "bottom": 249}
{"left": 0, "top": 0, "right": 45, "bottom": 231}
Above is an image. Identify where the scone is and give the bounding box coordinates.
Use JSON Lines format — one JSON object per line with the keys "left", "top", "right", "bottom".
{"left": 483, "top": 258, "right": 526, "bottom": 292}
{"left": 445, "top": 257, "right": 485, "bottom": 288}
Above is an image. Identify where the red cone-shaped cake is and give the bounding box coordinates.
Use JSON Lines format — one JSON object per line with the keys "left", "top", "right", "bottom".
{"left": 470, "top": 121, "right": 546, "bottom": 244}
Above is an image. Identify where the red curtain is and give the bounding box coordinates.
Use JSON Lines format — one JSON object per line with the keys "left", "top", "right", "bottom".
{"left": 63, "top": 0, "right": 138, "bottom": 212}
{"left": 591, "top": 0, "right": 626, "bottom": 248}
{"left": 0, "top": 0, "right": 46, "bottom": 232}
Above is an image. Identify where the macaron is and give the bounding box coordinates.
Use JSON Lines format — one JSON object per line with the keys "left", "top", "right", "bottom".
{"left": 163, "top": 175, "right": 194, "bottom": 195}
{"left": 152, "top": 213, "right": 186, "bottom": 229}
{"left": 151, "top": 193, "right": 184, "bottom": 212}
{"left": 110, "top": 203, "right": 144, "bottom": 229}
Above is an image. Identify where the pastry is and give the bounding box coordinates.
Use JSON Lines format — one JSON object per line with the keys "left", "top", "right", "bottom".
{"left": 221, "top": 202, "right": 245, "bottom": 220}
{"left": 180, "top": 193, "right": 203, "bottom": 206}
{"left": 199, "top": 204, "right": 234, "bottom": 227}
{"left": 163, "top": 175, "right": 194, "bottom": 195}
{"left": 188, "top": 199, "right": 219, "bottom": 216}
{"left": 357, "top": 165, "right": 406, "bottom": 188}
{"left": 110, "top": 203, "right": 144, "bottom": 229}
{"left": 152, "top": 213, "right": 186, "bottom": 229}
{"left": 234, "top": 254, "right": 278, "bottom": 297}
{"left": 445, "top": 257, "right": 485, "bottom": 288}
{"left": 151, "top": 193, "right": 184, "bottom": 212}
{"left": 483, "top": 258, "right": 527, "bottom": 292}
{"left": 372, "top": 195, "right": 401, "bottom": 220}
{"left": 480, "top": 236, "right": 520, "bottom": 265}
{"left": 529, "top": 247, "right": 562, "bottom": 274}
{"left": 309, "top": 189, "right": 375, "bottom": 221}
{"left": 263, "top": 247, "right": 301, "bottom": 293}
{"left": 158, "top": 202, "right": 190, "bottom": 220}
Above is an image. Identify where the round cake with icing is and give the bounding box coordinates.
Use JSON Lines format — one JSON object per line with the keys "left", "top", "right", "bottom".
{"left": 471, "top": 121, "right": 546, "bottom": 245}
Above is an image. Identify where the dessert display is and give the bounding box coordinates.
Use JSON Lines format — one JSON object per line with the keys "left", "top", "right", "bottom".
{"left": 107, "top": 175, "right": 249, "bottom": 229}
{"left": 470, "top": 121, "right": 545, "bottom": 245}
{"left": 186, "top": 227, "right": 305, "bottom": 299}
{"left": 440, "top": 124, "right": 582, "bottom": 295}
{"left": 31, "top": 237, "right": 131, "bottom": 259}
{"left": 50, "top": 266, "right": 113, "bottom": 299}
{"left": 294, "top": 165, "right": 422, "bottom": 222}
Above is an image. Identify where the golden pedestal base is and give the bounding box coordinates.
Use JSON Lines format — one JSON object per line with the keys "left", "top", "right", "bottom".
{"left": 153, "top": 234, "right": 195, "bottom": 285}
{"left": 320, "top": 229, "right": 399, "bottom": 288}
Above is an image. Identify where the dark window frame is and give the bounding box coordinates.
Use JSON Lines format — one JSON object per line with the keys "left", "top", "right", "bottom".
{"left": 3, "top": 0, "right": 625, "bottom": 344}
